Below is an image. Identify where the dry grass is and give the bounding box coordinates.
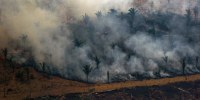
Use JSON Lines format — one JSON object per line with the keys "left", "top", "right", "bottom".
{"left": 0, "top": 63, "right": 200, "bottom": 100}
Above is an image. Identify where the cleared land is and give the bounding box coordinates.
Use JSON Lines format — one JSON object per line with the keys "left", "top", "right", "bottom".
{"left": 65, "top": 81, "right": 200, "bottom": 100}
{"left": 1, "top": 66, "right": 200, "bottom": 100}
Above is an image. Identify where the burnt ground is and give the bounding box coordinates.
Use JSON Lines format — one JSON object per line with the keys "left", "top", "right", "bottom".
{"left": 33, "top": 81, "right": 200, "bottom": 100}
{"left": 1, "top": 58, "right": 200, "bottom": 100}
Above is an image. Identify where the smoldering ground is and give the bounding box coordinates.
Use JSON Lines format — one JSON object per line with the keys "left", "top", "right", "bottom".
{"left": 0, "top": 0, "right": 200, "bottom": 83}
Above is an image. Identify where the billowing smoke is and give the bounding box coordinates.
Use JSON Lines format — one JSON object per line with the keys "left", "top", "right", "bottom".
{"left": 0, "top": 0, "right": 200, "bottom": 83}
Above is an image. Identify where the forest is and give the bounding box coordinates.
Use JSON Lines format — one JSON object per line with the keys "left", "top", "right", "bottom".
{"left": 0, "top": 0, "right": 200, "bottom": 83}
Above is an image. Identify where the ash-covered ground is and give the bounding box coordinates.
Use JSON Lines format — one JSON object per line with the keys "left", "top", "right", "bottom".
{"left": 33, "top": 81, "right": 200, "bottom": 100}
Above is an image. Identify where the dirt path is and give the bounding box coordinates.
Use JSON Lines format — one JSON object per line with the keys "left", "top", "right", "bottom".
{"left": 32, "top": 74, "right": 200, "bottom": 97}
{"left": 1, "top": 74, "right": 200, "bottom": 100}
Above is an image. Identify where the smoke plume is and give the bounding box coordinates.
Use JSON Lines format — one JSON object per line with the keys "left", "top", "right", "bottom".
{"left": 0, "top": 0, "right": 200, "bottom": 83}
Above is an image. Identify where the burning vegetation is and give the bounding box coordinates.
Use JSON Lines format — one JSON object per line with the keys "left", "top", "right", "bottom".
{"left": 0, "top": 0, "right": 200, "bottom": 83}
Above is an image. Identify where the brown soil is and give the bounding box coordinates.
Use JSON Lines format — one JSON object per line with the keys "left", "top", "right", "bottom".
{"left": 0, "top": 63, "right": 200, "bottom": 100}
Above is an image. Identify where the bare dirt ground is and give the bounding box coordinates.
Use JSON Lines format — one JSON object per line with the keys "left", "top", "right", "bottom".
{"left": 66, "top": 81, "right": 200, "bottom": 100}
{"left": 1, "top": 64, "right": 200, "bottom": 100}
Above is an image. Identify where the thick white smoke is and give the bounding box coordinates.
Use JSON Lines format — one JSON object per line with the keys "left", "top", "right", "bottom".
{"left": 0, "top": 0, "right": 200, "bottom": 83}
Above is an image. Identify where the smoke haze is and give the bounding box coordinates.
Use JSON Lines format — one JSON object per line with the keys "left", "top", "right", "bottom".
{"left": 0, "top": 0, "right": 200, "bottom": 82}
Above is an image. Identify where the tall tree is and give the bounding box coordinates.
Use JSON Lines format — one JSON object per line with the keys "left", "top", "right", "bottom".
{"left": 20, "top": 34, "right": 28, "bottom": 48}
{"left": 94, "top": 56, "right": 100, "bottom": 69}
{"left": 96, "top": 11, "right": 102, "bottom": 19}
{"left": 181, "top": 58, "right": 186, "bottom": 75}
{"left": 108, "top": 9, "right": 118, "bottom": 16}
{"left": 0, "top": 9, "right": 2, "bottom": 23}
{"left": 82, "top": 64, "right": 93, "bottom": 83}
{"left": 1, "top": 48, "right": 8, "bottom": 67}
{"left": 128, "top": 8, "right": 137, "bottom": 18}
{"left": 128, "top": 8, "right": 137, "bottom": 29}
{"left": 25, "top": 67, "right": 30, "bottom": 82}
{"left": 195, "top": 56, "right": 199, "bottom": 70}
{"left": 40, "top": 62, "right": 46, "bottom": 72}
{"left": 107, "top": 71, "right": 110, "bottom": 83}
{"left": 1, "top": 48, "right": 8, "bottom": 60}
{"left": 186, "top": 9, "right": 192, "bottom": 26}
{"left": 162, "top": 55, "right": 168, "bottom": 66}
{"left": 7, "top": 56, "right": 14, "bottom": 73}
{"left": 83, "top": 14, "right": 90, "bottom": 25}
{"left": 193, "top": 6, "right": 199, "bottom": 21}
